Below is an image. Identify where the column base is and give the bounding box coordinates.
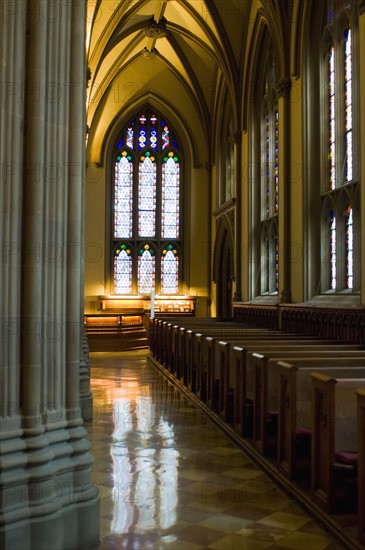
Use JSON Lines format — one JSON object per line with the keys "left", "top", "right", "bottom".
{"left": 280, "top": 290, "right": 292, "bottom": 304}
{"left": 0, "top": 497, "right": 100, "bottom": 550}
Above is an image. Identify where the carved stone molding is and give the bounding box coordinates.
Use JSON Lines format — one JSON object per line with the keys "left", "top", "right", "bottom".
{"left": 141, "top": 47, "right": 157, "bottom": 58}
{"left": 213, "top": 197, "right": 236, "bottom": 218}
{"left": 205, "top": 162, "right": 214, "bottom": 175}
{"left": 144, "top": 18, "right": 168, "bottom": 39}
{"left": 276, "top": 77, "right": 292, "bottom": 98}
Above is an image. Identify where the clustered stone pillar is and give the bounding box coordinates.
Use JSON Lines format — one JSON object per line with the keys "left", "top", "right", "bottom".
{"left": 0, "top": 2, "right": 99, "bottom": 549}
{"left": 276, "top": 77, "right": 293, "bottom": 304}
{"left": 233, "top": 130, "right": 242, "bottom": 302}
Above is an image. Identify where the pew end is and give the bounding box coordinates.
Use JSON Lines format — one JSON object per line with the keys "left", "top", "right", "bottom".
{"left": 356, "top": 388, "right": 365, "bottom": 545}
{"left": 311, "top": 374, "right": 364, "bottom": 514}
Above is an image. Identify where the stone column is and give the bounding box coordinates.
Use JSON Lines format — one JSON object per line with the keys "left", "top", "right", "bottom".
{"left": 233, "top": 130, "right": 242, "bottom": 301}
{"left": 276, "top": 77, "right": 293, "bottom": 304}
{"left": 0, "top": 2, "right": 28, "bottom": 548}
{"left": 1, "top": 2, "right": 99, "bottom": 548}
{"left": 240, "top": 130, "right": 250, "bottom": 301}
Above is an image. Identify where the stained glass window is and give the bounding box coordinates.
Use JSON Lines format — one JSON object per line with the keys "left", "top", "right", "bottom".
{"left": 114, "top": 152, "right": 133, "bottom": 238}
{"left": 139, "top": 127, "right": 147, "bottom": 149}
{"left": 161, "top": 153, "right": 180, "bottom": 239}
{"left": 259, "top": 55, "right": 279, "bottom": 295}
{"left": 346, "top": 206, "right": 353, "bottom": 289}
{"left": 138, "top": 153, "right": 156, "bottom": 237}
{"left": 263, "top": 107, "right": 270, "bottom": 218}
{"left": 330, "top": 210, "right": 336, "bottom": 290}
{"left": 344, "top": 28, "right": 352, "bottom": 182}
{"left": 113, "top": 110, "right": 181, "bottom": 294}
{"left": 161, "top": 247, "right": 179, "bottom": 294}
{"left": 275, "top": 235, "right": 279, "bottom": 291}
{"left": 321, "top": 14, "right": 358, "bottom": 293}
{"left": 328, "top": 45, "right": 336, "bottom": 190}
{"left": 114, "top": 246, "right": 132, "bottom": 293}
{"left": 126, "top": 127, "right": 134, "bottom": 149}
{"left": 274, "top": 107, "right": 279, "bottom": 213}
{"left": 162, "top": 124, "right": 170, "bottom": 150}
{"left": 138, "top": 246, "right": 155, "bottom": 294}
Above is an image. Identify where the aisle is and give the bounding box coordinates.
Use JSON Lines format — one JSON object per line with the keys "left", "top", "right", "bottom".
{"left": 86, "top": 350, "right": 343, "bottom": 550}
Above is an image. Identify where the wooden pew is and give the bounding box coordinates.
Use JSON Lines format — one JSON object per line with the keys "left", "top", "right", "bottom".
{"left": 277, "top": 362, "right": 365, "bottom": 480}
{"left": 247, "top": 352, "right": 365, "bottom": 456}
{"left": 357, "top": 389, "right": 365, "bottom": 545}
{"left": 203, "top": 335, "right": 328, "bottom": 411}
{"left": 185, "top": 329, "right": 325, "bottom": 403}
{"left": 311, "top": 374, "right": 365, "bottom": 514}
{"left": 211, "top": 340, "right": 363, "bottom": 427}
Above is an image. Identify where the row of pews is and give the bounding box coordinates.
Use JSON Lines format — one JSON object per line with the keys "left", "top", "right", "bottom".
{"left": 148, "top": 317, "right": 365, "bottom": 547}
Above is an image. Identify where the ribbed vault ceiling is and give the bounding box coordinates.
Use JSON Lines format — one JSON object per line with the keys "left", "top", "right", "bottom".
{"left": 86, "top": 0, "right": 252, "bottom": 163}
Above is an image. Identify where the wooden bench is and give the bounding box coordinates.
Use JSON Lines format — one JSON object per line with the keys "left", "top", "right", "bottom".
{"left": 311, "top": 374, "right": 365, "bottom": 514}
{"left": 248, "top": 352, "right": 365, "bottom": 456}
{"left": 357, "top": 389, "right": 365, "bottom": 544}
{"left": 205, "top": 339, "right": 359, "bottom": 425}
{"left": 277, "top": 362, "right": 365, "bottom": 480}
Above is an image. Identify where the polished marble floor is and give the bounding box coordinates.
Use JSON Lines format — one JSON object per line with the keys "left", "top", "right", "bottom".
{"left": 86, "top": 350, "right": 346, "bottom": 550}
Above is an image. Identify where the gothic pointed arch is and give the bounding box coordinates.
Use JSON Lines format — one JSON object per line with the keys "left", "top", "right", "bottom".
{"left": 213, "top": 216, "right": 235, "bottom": 318}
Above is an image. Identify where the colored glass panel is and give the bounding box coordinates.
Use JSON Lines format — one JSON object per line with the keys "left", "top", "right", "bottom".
{"left": 346, "top": 206, "right": 353, "bottom": 289}
{"left": 275, "top": 234, "right": 279, "bottom": 291}
{"left": 138, "top": 248, "right": 155, "bottom": 294}
{"left": 330, "top": 210, "right": 336, "bottom": 289}
{"left": 126, "top": 127, "right": 134, "bottom": 149}
{"left": 274, "top": 107, "right": 279, "bottom": 213}
{"left": 266, "top": 236, "right": 270, "bottom": 293}
{"left": 113, "top": 111, "right": 181, "bottom": 295}
{"left": 161, "top": 155, "right": 180, "bottom": 239}
{"left": 150, "top": 128, "right": 158, "bottom": 149}
{"left": 329, "top": 45, "right": 336, "bottom": 189}
{"left": 265, "top": 109, "right": 270, "bottom": 217}
{"left": 162, "top": 125, "right": 170, "bottom": 150}
{"left": 138, "top": 156, "right": 156, "bottom": 237}
{"left": 161, "top": 249, "right": 179, "bottom": 294}
{"left": 114, "top": 154, "right": 133, "bottom": 238}
{"left": 139, "top": 128, "right": 147, "bottom": 149}
{"left": 114, "top": 248, "right": 132, "bottom": 293}
{"left": 344, "top": 28, "right": 353, "bottom": 182}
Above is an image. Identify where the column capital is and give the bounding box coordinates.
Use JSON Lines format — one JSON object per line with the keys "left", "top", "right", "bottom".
{"left": 205, "top": 162, "right": 214, "bottom": 174}
{"left": 233, "top": 130, "right": 242, "bottom": 144}
{"left": 276, "top": 77, "right": 292, "bottom": 98}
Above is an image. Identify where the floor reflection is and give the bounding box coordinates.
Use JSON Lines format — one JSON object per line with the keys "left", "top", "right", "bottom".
{"left": 87, "top": 350, "right": 344, "bottom": 550}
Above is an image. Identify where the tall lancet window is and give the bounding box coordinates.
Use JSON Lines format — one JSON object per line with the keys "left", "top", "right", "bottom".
{"left": 259, "top": 48, "right": 279, "bottom": 295}
{"left": 320, "top": 12, "right": 358, "bottom": 293}
{"left": 346, "top": 206, "right": 353, "bottom": 289}
{"left": 161, "top": 246, "right": 179, "bottom": 294}
{"left": 328, "top": 44, "right": 336, "bottom": 190}
{"left": 344, "top": 28, "right": 353, "bottom": 183}
{"left": 330, "top": 210, "right": 336, "bottom": 290}
{"left": 112, "top": 110, "right": 182, "bottom": 294}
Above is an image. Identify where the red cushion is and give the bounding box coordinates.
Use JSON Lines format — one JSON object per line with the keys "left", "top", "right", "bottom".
{"left": 334, "top": 451, "right": 358, "bottom": 466}
{"left": 295, "top": 427, "right": 311, "bottom": 436}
